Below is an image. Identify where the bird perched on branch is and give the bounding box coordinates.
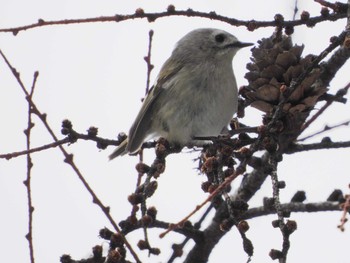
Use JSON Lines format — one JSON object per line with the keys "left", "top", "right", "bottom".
{"left": 109, "top": 28, "right": 253, "bottom": 159}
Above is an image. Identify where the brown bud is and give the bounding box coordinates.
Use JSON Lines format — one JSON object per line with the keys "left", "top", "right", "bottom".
{"left": 201, "top": 156, "right": 218, "bottom": 173}
{"left": 172, "top": 244, "right": 183, "bottom": 257}
{"left": 321, "top": 136, "right": 332, "bottom": 143}
{"left": 107, "top": 249, "right": 122, "bottom": 262}
{"left": 271, "top": 219, "right": 281, "bottom": 228}
{"left": 92, "top": 245, "right": 103, "bottom": 259}
{"left": 87, "top": 126, "right": 98, "bottom": 137}
{"left": 201, "top": 181, "right": 211, "bottom": 193}
{"left": 327, "top": 189, "right": 343, "bottom": 202}
{"left": 127, "top": 215, "right": 138, "bottom": 226}
{"left": 99, "top": 227, "right": 113, "bottom": 239}
{"left": 221, "top": 145, "right": 234, "bottom": 157}
{"left": 141, "top": 214, "right": 153, "bottom": 226}
{"left": 274, "top": 14, "right": 284, "bottom": 24}
{"left": 269, "top": 249, "right": 284, "bottom": 259}
{"left": 149, "top": 247, "right": 161, "bottom": 255}
{"left": 60, "top": 255, "right": 72, "bottom": 263}
{"left": 300, "top": 11, "right": 310, "bottom": 21}
{"left": 137, "top": 240, "right": 149, "bottom": 250}
{"left": 321, "top": 7, "right": 330, "bottom": 17}
{"left": 135, "top": 162, "right": 150, "bottom": 174}
{"left": 285, "top": 220, "right": 297, "bottom": 234}
{"left": 110, "top": 233, "right": 125, "bottom": 248}
{"left": 135, "top": 8, "right": 144, "bottom": 16}
{"left": 237, "top": 220, "right": 250, "bottom": 233}
{"left": 220, "top": 219, "right": 234, "bottom": 232}
{"left": 280, "top": 84, "right": 288, "bottom": 93}
{"left": 291, "top": 191, "right": 306, "bottom": 202}
{"left": 183, "top": 220, "right": 193, "bottom": 228}
{"left": 247, "top": 21, "right": 257, "bottom": 32}
{"left": 127, "top": 193, "right": 144, "bottom": 205}
{"left": 284, "top": 25, "right": 294, "bottom": 35}
{"left": 155, "top": 162, "right": 165, "bottom": 174}
{"left": 117, "top": 132, "right": 127, "bottom": 142}
{"left": 330, "top": 36, "right": 339, "bottom": 44}
{"left": 62, "top": 119, "right": 73, "bottom": 130}
{"left": 344, "top": 36, "right": 350, "bottom": 48}
{"left": 146, "top": 206, "right": 158, "bottom": 219}
{"left": 167, "top": 4, "right": 175, "bottom": 13}
{"left": 277, "top": 181, "right": 286, "bottom": 189}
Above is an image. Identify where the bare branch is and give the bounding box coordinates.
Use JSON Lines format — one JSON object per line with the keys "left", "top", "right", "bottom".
{"left": 144, "top": 29, "right": 154, "bottom": 96}
{"left": 299, "top": 119, "right": 350, "bottom": 141}
{"left": 301, "top": 82, "right": 350, "bottom": 132}
{"left": 286, "top": 140, "right": 350, "bottom": 154}
{"left": 241, "top": 201, "right": 341, "bottom": 220}
{"left": 0, "top": 8, "right": 346, "bottom": 35}
{"left": 24, "top": 71, "right": 39, "bottom": 263}
{"left": 0, "top": 49, "right": 142, "bottom": 263}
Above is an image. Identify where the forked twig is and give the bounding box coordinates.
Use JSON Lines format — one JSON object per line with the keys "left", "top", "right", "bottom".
{"left": 0, "top": 49, "right": 142, "bottom": 263}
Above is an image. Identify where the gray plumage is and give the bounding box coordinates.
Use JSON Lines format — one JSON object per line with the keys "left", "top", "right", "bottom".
{"left": 109, "top": 28, "right": 253, "bottom": 159}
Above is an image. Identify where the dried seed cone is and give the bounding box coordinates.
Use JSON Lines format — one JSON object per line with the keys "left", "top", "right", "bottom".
{"left": 241, "top": 34, "right": 327, "bottom": 141}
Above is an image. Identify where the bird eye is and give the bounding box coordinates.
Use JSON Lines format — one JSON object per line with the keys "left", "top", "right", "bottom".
{"left": 215, "top": 34, "right": 226, "bottom": 43}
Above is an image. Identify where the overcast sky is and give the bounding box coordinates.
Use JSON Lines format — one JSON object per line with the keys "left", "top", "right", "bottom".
{"left": 1, "top": 1, "right": 350, "bottom": 262}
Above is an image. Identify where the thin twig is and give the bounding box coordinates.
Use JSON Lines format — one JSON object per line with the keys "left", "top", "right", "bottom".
{"left": 144, "top": 30, "right": 154, "bottom": 95}
{"left": 338, "top": 185, "right": 350, "bottom": 231}
{"left": 24, "top": 71, "right": 39, "bottom": 263}
{"left": 301, "top": 82, "right": 350, "bottom": 133}
{"left": 0, "top": 138, "right": 70, "bottom": 160}
{"left": 241, "top": 201, "right": 340, "bottom": 220}
{"left": 268, "top": 154, "right": 292, "bottom": 263}
{"left": 0, "top": 9, "right": 346, "bottom": 35}
{"left": 269, "top": 156, "right": 283, "bottom": 221}
{"left": 159, "top": 161, "right": 247, "bottom": 238}
{"left": 286, "top": 140, "right": 350, "bottom": 154}
{"left": 292, "top": 0, "right": 299, "bottom": 21}
{"left": 167, "top": 204, "right": 213, "bottom": 263}
{"left": 299, "top": 119, "right": 350, "bottom": 141}
{"left": 0, "top": 49, "right": 142, "bottom": 263}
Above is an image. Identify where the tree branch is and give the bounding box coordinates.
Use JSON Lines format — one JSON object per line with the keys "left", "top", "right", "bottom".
{"left": 241, "top": 201, "right": 341, "bottom": 220}
{"left": 286, "top": 140, "right": 350, "bottom": 154}
{"left": 0, "top": 7, "right": 346, "bottom": 35}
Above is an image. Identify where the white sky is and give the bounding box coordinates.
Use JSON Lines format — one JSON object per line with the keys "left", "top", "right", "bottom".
{"left": 0, "top": 1, "right": 350, "bottom": 263}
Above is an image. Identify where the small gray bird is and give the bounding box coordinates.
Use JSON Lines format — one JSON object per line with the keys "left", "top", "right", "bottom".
{"left": 109, "top": 28, "right": 253, "bottom": 159}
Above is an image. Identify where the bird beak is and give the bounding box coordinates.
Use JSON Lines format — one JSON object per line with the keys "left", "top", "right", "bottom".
{"left": 235, "top": 42, "right": 254, "bottom": 48}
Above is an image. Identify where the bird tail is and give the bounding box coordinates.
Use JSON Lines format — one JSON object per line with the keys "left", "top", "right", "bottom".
{"left": 109, "top": 139, "right": 128, "bottom": 160}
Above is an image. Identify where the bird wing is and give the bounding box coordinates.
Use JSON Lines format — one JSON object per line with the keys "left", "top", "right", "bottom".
{"left": 127, "top": 58, "right": 183, "bottom": 153}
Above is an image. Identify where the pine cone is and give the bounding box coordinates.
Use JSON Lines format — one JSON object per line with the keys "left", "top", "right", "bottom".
{"left": 240, "top": 34, "right": 327, "bottom": 142}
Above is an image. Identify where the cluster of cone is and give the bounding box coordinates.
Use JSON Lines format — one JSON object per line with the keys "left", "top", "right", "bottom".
{"left": 240, "top": 34, "right": 327, "bottom": 141}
